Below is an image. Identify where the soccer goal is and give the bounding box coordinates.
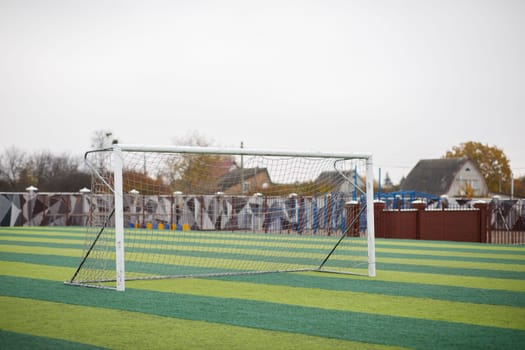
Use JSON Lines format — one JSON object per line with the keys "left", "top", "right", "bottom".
{"left": 66, "top": 144, "right": 376, "bottom": 291}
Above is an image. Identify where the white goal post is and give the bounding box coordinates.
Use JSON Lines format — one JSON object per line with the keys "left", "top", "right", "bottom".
{"left": 67, "top": 144, "right": 376, "bottom": 291}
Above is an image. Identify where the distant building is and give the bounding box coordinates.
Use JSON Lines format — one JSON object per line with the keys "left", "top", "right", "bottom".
{"left": 216, "top": 167, "right": 271, "bottom": 194}
{"left": 382, "top": 172, "right": 394, "bottom": 190}
{"left": 211, "top": 159, "right": 237, "bottom": 178}
{"left": 315, "top": 170, "right": 365, "bottom": 195}
{"left": 400, "top": 157, "right": 488, "bottom": 197}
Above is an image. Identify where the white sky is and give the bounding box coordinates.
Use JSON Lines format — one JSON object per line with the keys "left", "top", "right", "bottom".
{"left": 1, "top": 0, "right": 524, "bottom": 183}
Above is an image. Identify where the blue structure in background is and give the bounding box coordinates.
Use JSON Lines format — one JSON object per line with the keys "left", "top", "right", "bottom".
{"left": 376, "top": 190, "right": 441, "bottom": 209}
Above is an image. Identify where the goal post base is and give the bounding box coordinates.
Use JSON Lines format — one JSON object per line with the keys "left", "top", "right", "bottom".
{"left": 63, "top": 281, "right": 120, "bottom": 291}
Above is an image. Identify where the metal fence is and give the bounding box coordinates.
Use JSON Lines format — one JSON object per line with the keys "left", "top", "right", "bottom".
{"left": 0, "top": 191, "right": 357, "bottom": 236}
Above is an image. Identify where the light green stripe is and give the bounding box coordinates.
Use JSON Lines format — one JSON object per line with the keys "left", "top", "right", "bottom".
{"left": 377, "top": 239, "right": 525, "bottom": 252}
{"left": 377, "top": 256, "right": 525, "bottom": 272}
{"left": 2, "top": 261, "right": 524, "bottom": 331}
{"left": 378, "top": 247, "right": 525, "bottom": 261}
{"left": 323, "top": 270, "right": 525, "bottom": 292}
{"left": 0, "top": 244, "right": 81, "bottom": 258}
{"left": 376, "top": 238, "right": 524, "bottom": 252}
{"left": 0, "top": 230, "right": 83, "bottom": 238}
{"left": 1, "top": 296, "right": 399, "bottom": 350}
{"left": 1, "top": 261, "right": 77, "bottom": 281}
{"left": 0, "top": 227, "right": 85, "bottom": 233}
{"left": 0, "top": 236, "right": 85, "bottom": 245}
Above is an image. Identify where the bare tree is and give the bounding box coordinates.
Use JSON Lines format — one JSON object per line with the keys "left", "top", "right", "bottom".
{"left": 29, "top": 152, "right": 90, "bottom": 192}
{"left": 0, "top": 147, "right": 28, "bottom": 191}
{"left": 91, "top": 130, "right": 117, "bottom": 149}
{"left": 0, "top": 147, "right": 90, "bottom": 192}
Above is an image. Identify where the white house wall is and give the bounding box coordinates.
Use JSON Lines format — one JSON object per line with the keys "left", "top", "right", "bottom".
{"left": 448, "top": 161, "right": 488, "bottom": 197}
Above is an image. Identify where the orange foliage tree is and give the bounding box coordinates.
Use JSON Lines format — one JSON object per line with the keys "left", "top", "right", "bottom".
{"left": 444, "top": 141, "right": 512, "bottom": 194}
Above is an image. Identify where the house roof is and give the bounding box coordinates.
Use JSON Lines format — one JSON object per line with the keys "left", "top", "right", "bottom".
{"left": 209, "top": 159, "right": 237, "bottom": 179}
{"left": 216, "top": 167, "right": 270, "bottom": 191}
{"left": 315, "top": 170, "right": 360, "bottom": 186}
{"left": 400, "top": 157, "right": 470, "bottom": 196}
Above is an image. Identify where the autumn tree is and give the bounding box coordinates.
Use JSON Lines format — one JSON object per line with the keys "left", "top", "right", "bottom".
{"left": 164, "top": 131, "right": 235, "bottom": 194}
{"left": 122, "top": 170, "right": 171, "bottom": 195}
{"left": 444, "top": 141, "right": 512, "bottom": 194}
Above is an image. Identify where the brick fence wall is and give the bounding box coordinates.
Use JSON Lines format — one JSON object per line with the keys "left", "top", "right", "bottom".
{"left": 374, "top": 200, "right": 524, "bottom": 244}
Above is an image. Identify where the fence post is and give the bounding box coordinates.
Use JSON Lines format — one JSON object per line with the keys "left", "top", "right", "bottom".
{"left": 65, "top": 195, "right": 70, "bottom": 226}
{"left": 25, "top": 185, "right": 38, "bottom": 226}
{"left": 326, "top": 194, "right": 332, "bottom": 236}
{"left": 345, "top": 200, "right": 360, "bottom": 237}
{"left": 373, "top": 200, "right": 385, "bottom": 238}
{"left": 412, "top": 200, "right": 426, "bottom": 240}
{"left": 79, "top": 188, "right": 91, "bottom": 227}
{"left": 42, "top": 194, "right": 47, "bottom": 226}
{"left": 473, "top": 201, "right": 488, "bottom": 243}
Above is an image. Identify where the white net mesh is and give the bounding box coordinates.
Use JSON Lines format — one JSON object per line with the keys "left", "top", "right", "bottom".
{"left": 68, "top": 146, "right": 373, "bottom": 290}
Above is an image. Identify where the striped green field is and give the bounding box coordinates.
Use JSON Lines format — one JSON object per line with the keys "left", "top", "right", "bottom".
{"left": 1, "top": 227, "right": 524, "bottom": 349}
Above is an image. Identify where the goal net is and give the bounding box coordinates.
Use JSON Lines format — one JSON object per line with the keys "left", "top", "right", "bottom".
{"left": 67, "top": 144, "right": 375, "bottom": 291}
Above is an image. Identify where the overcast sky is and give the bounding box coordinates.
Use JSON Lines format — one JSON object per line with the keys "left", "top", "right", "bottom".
{"left": 1, "top": 0, "right": 524, "bottom": 183}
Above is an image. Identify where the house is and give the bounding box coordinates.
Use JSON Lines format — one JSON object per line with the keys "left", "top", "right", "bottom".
{"left": 210, "top": 159, "right": 237, "bottom": 179}
{"left": 315, "top": 170, "right": 365, "bottom": 195}
{"left": 400, "top": 157, "right": 488, "bottom": 197}
{"left": 216, "top": 167, "right": 272, "bottom": 195}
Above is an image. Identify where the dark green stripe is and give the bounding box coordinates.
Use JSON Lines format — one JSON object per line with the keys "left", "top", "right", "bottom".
{"left": 1, "top": 276, "right": 524, "bottom": 350}
{"left": 0, "top": 330, "right": 108, "bottom": 350}
{"left": 0, "top": 252, "right": 80, "bottom": 268}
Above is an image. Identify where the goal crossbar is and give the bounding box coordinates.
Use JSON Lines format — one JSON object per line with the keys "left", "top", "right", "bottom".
{"left": 87, "top": 144, "right": 372, "bottom": 160}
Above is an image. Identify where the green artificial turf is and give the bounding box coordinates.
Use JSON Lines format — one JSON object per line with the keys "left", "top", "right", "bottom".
{"left": 1, "top": 226, "right": 525, "bottom": 349}
{"left": 2, "top": 278, "right": 525, "bottom": 349}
